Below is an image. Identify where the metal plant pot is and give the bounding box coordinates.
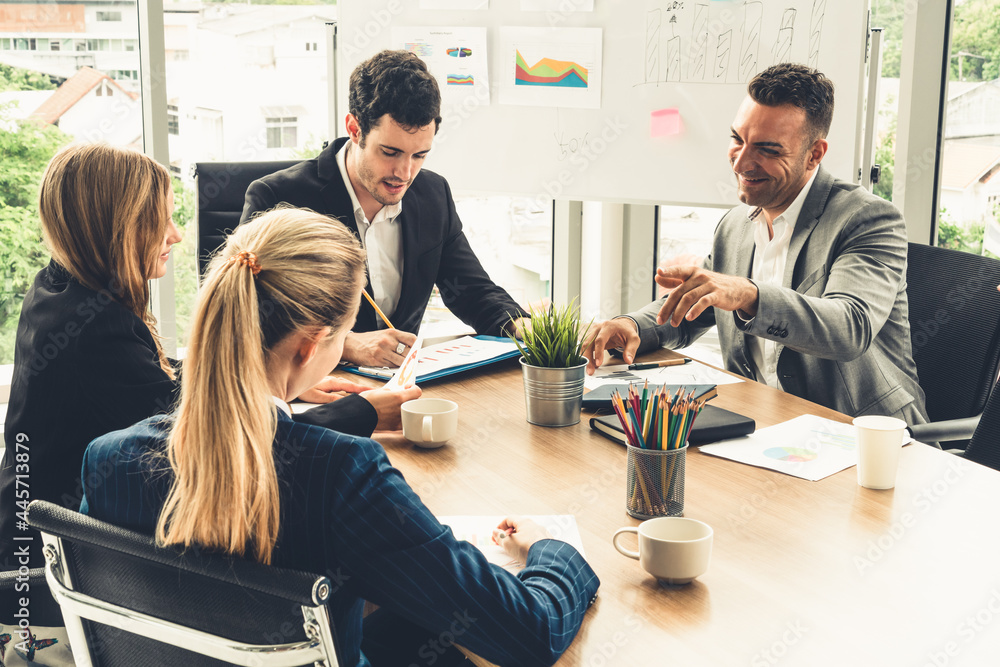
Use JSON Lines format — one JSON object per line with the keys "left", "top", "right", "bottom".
{"left": 520, "top": 356, "right": 587, "bottom": 427}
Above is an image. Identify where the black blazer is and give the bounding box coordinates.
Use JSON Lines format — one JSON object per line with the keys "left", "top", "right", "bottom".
{"left": 240, "top": 137, "right": 528, "bottom": 335}
{"left": 0, "top": 262, "right": 376, "bottom": 576}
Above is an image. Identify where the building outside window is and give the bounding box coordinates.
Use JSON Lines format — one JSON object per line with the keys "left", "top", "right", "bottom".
{"left": 265, "top": 116, "right": 298, "bottom": 149}
{"left": 0, "top": 1, "right": 141, "bottom": 365}
{"left": 97, "top": 11, "right": 122, "bottom": 22}
{"left": 168, "top": 104, "right": 179, "bottom": 135}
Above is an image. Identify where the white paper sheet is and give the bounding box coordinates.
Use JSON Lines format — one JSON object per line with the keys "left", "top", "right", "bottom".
{"left": 498, "top": 27, "right": 602, "bottom": 109}
{"left": 384, "top": 337, "right": 423, "bottom": 391}
{"left": 439, "top": 514, "right": 586, "bottom": 572}
{"left": 584, "top": 362, "right": 743, "bottom": 391}
{"left": 393, "top": 26, "right": 490, "bottom": 106}
{"left": 411, "top": 335, "right": 517, "bottom": 376}
{"left": 698, "top": 414, "right": 911, "bottom": 482}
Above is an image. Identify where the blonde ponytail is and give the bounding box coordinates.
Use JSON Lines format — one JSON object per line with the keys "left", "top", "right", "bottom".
{"left": 157, "top": 208, "right": 365, "bottom": 563}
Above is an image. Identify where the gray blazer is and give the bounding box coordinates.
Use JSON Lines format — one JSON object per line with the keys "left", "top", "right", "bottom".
{"left": 630, "top": 166, "right": 928, "bottom": 424}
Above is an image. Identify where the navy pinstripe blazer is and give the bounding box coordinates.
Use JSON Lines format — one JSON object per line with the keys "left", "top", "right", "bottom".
{"left": 0, "top": 261, "right": 377, "bottom": 580}
{"left": 80, "top": 411, "right": 600, "bottom": 667}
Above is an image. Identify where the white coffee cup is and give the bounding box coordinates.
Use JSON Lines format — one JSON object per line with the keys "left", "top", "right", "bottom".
{"left": 612, "top": 517, "right": 713, "bottom": 585}
{"left": 854, "top": 415, "right": 907, "bottom": 490}
{"left": 401, "top": 398, "right": 458, "bottom": 448}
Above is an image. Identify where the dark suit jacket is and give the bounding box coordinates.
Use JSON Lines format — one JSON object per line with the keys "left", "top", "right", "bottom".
{"left": 81, "top": 411, "right": 600, "bottom": 667}
{"left": 240, "top": 137, "right": 527, "bottom": 335}
{"left": 0, "top": 262, "right": 377, "bottom": 577}
{"left": 630, "top": 167, "right": 928, "bottom": 423}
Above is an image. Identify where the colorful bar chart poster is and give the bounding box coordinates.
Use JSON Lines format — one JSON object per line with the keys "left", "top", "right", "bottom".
{"left": 499, "top": 27, "right": 602, "bottom": 109}
{"left": 521, "top": 0, "right": 594, "bottom": 10}
{"left": 419, "top": 0, "right": 489, "bottom": 9}
{"left": 392, "top": 26, "right": 490, "bottom": 106}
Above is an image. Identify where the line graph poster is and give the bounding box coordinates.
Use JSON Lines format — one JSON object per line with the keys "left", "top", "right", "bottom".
{"left": 392, "top": 26, "right": 490, "bottom": 106}
{"left": 499, "top": 27, "right": 602, "bottom": 109}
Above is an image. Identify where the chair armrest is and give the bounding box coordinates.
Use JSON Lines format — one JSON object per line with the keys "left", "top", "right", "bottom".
{"left": 0, "top": 567, "right": 46, "bottom": 591}
{"left": 909, "top": 416, "right": 981, "bottom": 444}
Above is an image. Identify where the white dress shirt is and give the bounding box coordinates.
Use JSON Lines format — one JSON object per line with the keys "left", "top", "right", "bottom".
{"left": 744, "top": 169, "right": 818, "bottom": 389}
{"left": 336, "top": 141, "right": 404, "bottom": 325}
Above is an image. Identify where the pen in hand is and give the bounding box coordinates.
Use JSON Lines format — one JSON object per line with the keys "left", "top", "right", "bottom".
{"left": 492, "top": 527, "right": 514, "bottom": 545}
{"left": 628, "top": 358, "right": 693, "bottom": 371}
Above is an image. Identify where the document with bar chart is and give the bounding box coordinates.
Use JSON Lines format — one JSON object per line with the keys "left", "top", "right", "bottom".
{"left": 499, "top": 26, "right": 602, "bottom": 108}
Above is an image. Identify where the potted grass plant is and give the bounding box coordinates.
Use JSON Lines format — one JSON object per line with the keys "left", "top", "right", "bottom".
{"left": 509, "top": 301, "right": 592, "bottom": 427}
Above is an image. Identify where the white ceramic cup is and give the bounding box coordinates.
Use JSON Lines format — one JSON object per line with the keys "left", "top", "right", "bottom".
{"left": 854, "top": 415, "right": 907, "bottom": 490}
{"left": 401, "top": 398, "right": 459, "bottom": 448}
{"left": 612, "top": 517, "right": 713, "bottom": 585}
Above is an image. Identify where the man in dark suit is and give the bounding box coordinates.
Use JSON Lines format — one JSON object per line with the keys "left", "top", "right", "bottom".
{"left": 241, "top": 50, "right": 529, "bottom": 367}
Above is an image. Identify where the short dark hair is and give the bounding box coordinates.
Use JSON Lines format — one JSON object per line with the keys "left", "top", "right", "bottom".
{"left": 349, "top": 50, "right": 442, "bottom": 139}
{"left": 748, "top": 63, "right": 834, "bottom": 141}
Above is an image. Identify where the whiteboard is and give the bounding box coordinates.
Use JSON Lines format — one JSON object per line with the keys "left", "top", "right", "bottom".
{"left": 335, "top": 0, "right": 869, "bottom": 207}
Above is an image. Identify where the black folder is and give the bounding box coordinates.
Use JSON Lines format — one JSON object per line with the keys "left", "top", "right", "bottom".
{"left": 589, "top": 404, "right": 756, "bottom": 446}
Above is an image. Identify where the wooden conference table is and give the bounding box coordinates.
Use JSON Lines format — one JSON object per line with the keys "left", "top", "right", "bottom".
{"left": 354, "top": 351, "right": 1000, "bottom": 666}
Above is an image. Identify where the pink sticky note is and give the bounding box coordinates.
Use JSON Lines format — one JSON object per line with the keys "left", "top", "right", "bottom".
{"left": 651, "top": 108, "right": 682, "bottom": 137}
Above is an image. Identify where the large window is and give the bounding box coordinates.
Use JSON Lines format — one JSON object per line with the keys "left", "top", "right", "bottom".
{"left": 421, "top": 196, "right": 553, "bottom": 335}
{"left": 0, "top": 3, "right": 142, "bottom": 364}
{"left": 162, "top": 1, "right": 335, "bottom": 348}
{"left": 936, "top": 0, "right": 1000, "bottom": 257}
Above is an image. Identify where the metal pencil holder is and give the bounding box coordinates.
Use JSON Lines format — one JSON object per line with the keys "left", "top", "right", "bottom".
{"left": 625, "top": 444, "right": 687, "bottom": 519}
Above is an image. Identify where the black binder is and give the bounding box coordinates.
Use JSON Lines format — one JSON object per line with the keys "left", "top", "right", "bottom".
{"left": 589, "top": 404, "right": 755, "bottom": 446}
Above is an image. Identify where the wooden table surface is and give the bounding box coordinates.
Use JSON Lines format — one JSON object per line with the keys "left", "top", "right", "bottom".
{"left": 356, "top": 352, "right": 1000, "bottom": 666}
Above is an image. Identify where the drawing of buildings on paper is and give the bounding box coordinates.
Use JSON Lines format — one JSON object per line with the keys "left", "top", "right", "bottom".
{"left": 637, "top": 0, "right": 829, "bottom": 87}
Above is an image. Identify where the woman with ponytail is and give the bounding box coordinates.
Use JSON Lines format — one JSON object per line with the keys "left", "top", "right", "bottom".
{"left": 0, "top": 143, "right": 415, "bottom": 587}
{"left": 80, "top": 208, "right": 600, "bottom": 667}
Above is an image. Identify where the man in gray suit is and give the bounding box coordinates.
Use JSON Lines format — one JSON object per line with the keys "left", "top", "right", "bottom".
{"left": 583, "top": 63, "right": 927, "bottom": 424}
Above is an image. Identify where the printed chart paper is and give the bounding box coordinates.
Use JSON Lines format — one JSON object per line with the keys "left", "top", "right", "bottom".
{"left": 699, "top": 414, "right": 911, "bottom": 482}
{"left": 393, "top": 26, "right": 490, "bottom": 106}
{"left": 499, "top": 27, "right": 602, "bottom": 109}
{"left": 413, "top": 335, "right": 516, "bottom": 377}
{"left": 439, "top": 515, "right": 586, "bottom": 572}
{"left": 384, "top": 337, "right": 423, "bottom": 391}
{"left": 584, "top": 362, "right": 743, "bottom": 391}
{"left": 419, "top": 0, "right": 488, "bottom": 9}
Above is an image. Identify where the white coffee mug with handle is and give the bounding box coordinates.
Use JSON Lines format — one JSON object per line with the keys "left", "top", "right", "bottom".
{"left": 401, "top": 398, "right": 458, "bottom": 448}
{"left": 613, "top": 517, "right": 713, "bottom": 585}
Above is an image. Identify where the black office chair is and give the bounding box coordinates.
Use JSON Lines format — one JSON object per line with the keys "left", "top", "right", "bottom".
{"left": 26, "top": 500, "right": 341, "bottom": 667}
{"left": 195, "top": 160, "right": 301, "bottom": 277}
{"left": 905, "top": 243, "right": 1000, "bottom": 448}
{"left": 962, "top": 381, "right": 1000, "bottom": 472}
{"left": 0, "top": 566, "right": 62, "bottom": 626}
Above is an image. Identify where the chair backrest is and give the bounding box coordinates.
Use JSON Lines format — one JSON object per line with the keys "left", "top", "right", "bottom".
{"left": 195, "top": 160, "right": 301, "bottom": 277}
{"left": 26, "top": 500, "right": 340, "bottom": 667}
{"left": 964, "top": 383, "right": 1000, "bottom": 472}
{"left": 906, "top": 242, "right": 1000, "bottom": 424}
